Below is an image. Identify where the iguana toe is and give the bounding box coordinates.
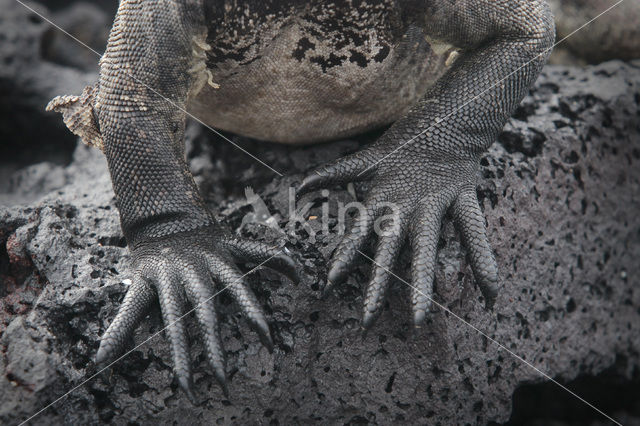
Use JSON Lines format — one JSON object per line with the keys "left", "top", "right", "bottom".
{"left": 223, "top": 238, "right": 300, "bottom": 285}
{"left": 95, "top": 230, "right": 299, "bottom": 400}
{"left": 96, "top": 278, "right": 156, "bottom": 366}
{"left": 300, "top": 148, "right": 500, "bottom": 330}
{"left": 452, "top": 190, "right": 499, "bottom": 308}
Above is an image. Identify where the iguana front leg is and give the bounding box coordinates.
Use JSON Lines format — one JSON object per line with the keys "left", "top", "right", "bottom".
{"left": 299, "top": 0, "right": 555, "bottom": 327}
{"left": 50, "top": 0, "right": 297, "bottom": 400}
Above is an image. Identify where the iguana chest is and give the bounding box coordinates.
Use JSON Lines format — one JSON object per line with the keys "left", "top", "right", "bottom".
{"left": 188, "top": 0, "right": 458, "bottom": 144}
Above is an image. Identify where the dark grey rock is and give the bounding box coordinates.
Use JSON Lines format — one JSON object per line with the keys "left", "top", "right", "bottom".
{"left": 549, "top": 0, "right": 640, "bottom": 64}
{"left": 1, "top": 1, "right": 640, "bottom": 423}
{"left": 40, "top": 2, "right": 111, "bottom": 73}
{"left": 0, "top": 0, "right": 98, "bottom": 196}
{"left": 1, "top": 60, "right": 639, "bottom": 425}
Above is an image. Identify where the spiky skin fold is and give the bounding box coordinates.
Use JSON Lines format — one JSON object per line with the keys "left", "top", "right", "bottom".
{"left": 49, "top": 0, "right": 554, "bottom": 399}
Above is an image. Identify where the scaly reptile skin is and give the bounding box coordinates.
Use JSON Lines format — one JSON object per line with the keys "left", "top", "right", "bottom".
{"left": 48, "top": 0, "right": 555, "bottom": 400}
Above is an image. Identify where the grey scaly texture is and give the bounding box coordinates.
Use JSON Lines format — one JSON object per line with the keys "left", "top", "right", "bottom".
{"left": 49, "top": 0, "right": 555, "bottom": 399}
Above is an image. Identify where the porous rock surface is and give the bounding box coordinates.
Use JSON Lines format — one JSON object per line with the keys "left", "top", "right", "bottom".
{"left": 1, "top": 2, "right": 640, "bottom": 425}
{"left": 0, "top": 0, "right": 106, "bottom": 201}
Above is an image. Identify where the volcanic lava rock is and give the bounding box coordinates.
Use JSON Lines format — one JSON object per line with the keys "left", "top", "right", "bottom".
{"left": 1, "top": 1, "right": 640, "bottom": 424}
{"left": 1, "top": 60, "right": 639, "bottom": 424}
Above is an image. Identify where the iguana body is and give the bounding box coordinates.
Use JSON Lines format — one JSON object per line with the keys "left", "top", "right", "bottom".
{"left": 191, "top": 2, "right": 454, "bottom": 143}
{"left": 48, "top": 0, "right": 555, "bottom": 400}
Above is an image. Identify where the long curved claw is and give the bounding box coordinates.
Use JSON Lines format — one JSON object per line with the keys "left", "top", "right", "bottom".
{"left": 297, "top": 173, "right": 325, "bottom": 197}
{"left": 362, "top": 219, "right": 406, "bottom": 330}
{"left": 223, "top": 238, "right": 300, "bottom": 284}
{"left": 96, "top": 278, "right": 156, "bottom": 366}
{"left": 297, "top": 148, "right": 376, "bottom": 198}
{"left": 207, "top": 256, "right": 274, "bottom": 353}
{"left": 452, "top": 190, "right": 499, "bottom": 308}
{"left": 409, "top": 205, "right": 446, "bottom": 327}
{"left": 181, "top": 266, "right": 228, "bottom": 397}
{"left": 154, "top": 266, "right": 196, "bottom": 403}
{"left": 325, "top": 204, "right": 377, "bottom": 295}
{"left": 264, "top": 251, "right": 300, "bottom": 284}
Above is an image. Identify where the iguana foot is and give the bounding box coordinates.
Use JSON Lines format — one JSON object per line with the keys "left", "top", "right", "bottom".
{"left": 299, "top": 144, "right": 498, "bottom": 329}
{"left": 96, "top": 228, "right": 298, "bottom": 401}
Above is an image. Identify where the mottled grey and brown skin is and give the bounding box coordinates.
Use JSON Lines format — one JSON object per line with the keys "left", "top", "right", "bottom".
{"left": 47, "top": 0, "right": 555, "bottom": 400}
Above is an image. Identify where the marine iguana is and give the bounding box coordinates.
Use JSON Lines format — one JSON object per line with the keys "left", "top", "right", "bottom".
{"left": 47, "top": 0, "right": 555, "bottom": 400}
